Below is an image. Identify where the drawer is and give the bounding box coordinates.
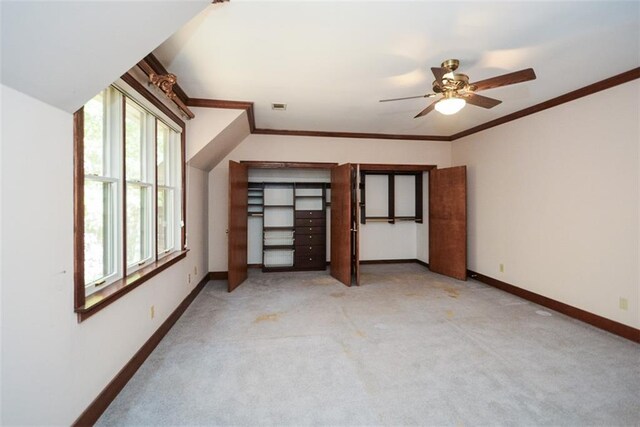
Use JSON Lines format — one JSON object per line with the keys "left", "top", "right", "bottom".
{"left": 295, "top": 218, "right": 326, "bottom": 227}
{"left": 295, "top": 254, "right": 326, "bottom": 268}
{"left": 295, "top": 226, "right": 325, "bottom": 235}
{"left": 295, "top": 210, "right": 324, "bottom": 219}
{"left": 295, "top": 233, "right": 325, "bottom": 245}
{"left": 295, "top": 245, "right": 325, "bottom": 256}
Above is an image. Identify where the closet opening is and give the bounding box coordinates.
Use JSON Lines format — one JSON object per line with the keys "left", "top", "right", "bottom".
{"left": 227, "top": 161, "right": 466, "bottom": 292}
{"left": 246, "top": 168, "right": 332, "bottom": 272}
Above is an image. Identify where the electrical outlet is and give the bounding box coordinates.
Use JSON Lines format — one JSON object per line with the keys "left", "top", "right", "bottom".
{"left": 150, "top": 305, "right": 155, "bottom": 319}
{"left": 619, "top": 297, "right": 628, "bottom": 311}
{"left": 499, "top": 263, "right": 504, "bottom": 273}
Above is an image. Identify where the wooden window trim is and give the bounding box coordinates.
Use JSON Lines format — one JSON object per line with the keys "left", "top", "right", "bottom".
{"left": 76, "top": 250, "right": 188, "bottom": 321}
{"left": 73, "top": 72, "right": 187, "bottom": 322}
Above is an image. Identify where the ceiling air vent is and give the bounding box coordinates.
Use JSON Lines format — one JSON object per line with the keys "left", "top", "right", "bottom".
{"left": 271, "top": 103, "right": 287, "bottom": 111}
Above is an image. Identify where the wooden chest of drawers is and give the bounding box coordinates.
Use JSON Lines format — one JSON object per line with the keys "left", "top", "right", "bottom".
{"left": 294, "top": 210, "right": 326, "bottom": 270}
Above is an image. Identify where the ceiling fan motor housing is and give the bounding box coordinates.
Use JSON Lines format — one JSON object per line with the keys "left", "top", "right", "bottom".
{"left": 441, "top": 59, "right": 460, "bottom": 71}
{"left": 433, "top": 72, "right": 470, "bottom": 94}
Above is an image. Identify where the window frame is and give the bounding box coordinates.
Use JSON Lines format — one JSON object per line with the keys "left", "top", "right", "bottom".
{"left": 74, "top": 72, "right": 187, "bottom": 321}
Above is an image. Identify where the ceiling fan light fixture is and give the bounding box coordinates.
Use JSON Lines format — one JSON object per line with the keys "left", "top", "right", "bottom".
{"left": 435, "top": 96, "right": 466, "bottom": 115}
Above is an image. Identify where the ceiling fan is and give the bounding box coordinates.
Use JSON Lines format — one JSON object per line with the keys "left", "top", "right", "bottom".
{"left": 380, "top": 59, "right": 536, "bottom": 118}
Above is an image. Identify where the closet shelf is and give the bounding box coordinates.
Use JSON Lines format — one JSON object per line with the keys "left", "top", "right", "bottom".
{"left": 263, "top": 245, "right": 295, "bottom": 250}
{"left": 264, "top": 204, "right": 295, "bottom": 208}
{"left": 263, "top": 226, "right": 295, "bottom": 231}
{"left": 363, "top": 216, "right": 420, "bottom": 223}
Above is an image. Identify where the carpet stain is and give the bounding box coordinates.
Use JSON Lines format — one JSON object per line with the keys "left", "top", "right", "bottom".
{"left": 330, "top": 292, "right": 346, "bottom": 298}
{"left": 446, "top": 310, "right": 455, "bottom": 319}
{"left": 444, "top": 287, "right": 459, "bottom": 298}
{"left": 253, "top": 312, "right": 282, "bottom": 323}
{"left": 340, "top": 341, "right": 353, "bottom": 358}
{"left": 355, "top": 330, "right": 367, "bottom": 338}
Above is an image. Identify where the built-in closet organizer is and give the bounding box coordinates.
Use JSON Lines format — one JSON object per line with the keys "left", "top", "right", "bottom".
{"left": 293, "top": 183, "right": 326, "bottom": 270}
{"left": 247, "top": 179, "right": 328, "bottom": 272}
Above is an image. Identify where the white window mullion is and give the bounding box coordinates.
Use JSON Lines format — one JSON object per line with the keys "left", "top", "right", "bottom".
{"left": 109, "top": 88, "right": 124, "bottom": 284}
{"left": 148, "top": 116, "right": 157, "bottom": 263}
{"left": 173, "top": 131, "right": 183, "bottom": 251}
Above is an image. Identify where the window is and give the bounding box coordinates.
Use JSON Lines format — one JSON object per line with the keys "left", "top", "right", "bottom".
{"left": 75, "top": 77, "right": 186, "bottom": 319}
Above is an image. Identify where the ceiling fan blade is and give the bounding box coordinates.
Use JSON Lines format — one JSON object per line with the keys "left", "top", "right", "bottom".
{"left": 379, "top": 94, "right": 435, "bottom": 102}
{"left": 431, "top": 67, "right": 448, "bottom": 84}
{"left": 414, "top": 99, "right": 438, "bottom": 118}
{"left": 471, "top": 68, "right": 536, "bottom": 92}
{"left": 463, "top": 93, "right": 502, "bottom": 109}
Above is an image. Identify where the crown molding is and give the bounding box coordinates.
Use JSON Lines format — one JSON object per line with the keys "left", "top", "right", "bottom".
{"left": 187, "top": 98, "right": 255, "bottom": 132}
{"left": 450, "top": 67, "right": 640, "bottom": 141}
{"left": 252, "top": 128, "right": 451, "bottom": 142}
{"left": 160, "top": 65, "right": 640, "bottom": 143}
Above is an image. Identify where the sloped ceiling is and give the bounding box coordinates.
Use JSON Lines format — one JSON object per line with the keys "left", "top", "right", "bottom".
{"left": 154, "top": 1, "right": 640, "bottom": 137}
{"left": 1, "top": 0, "right": 210, "bottom": 113}
{"left": 188, "top": 108, "right": 251, "bottom": 171}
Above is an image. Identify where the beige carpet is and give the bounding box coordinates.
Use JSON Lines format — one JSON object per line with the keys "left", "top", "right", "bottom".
{"left": 97, "top": 263, "right": 640, "bottom": 426}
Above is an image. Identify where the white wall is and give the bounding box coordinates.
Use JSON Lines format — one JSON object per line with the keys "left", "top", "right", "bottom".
{"left": 0, "top": 0, "right": 210, "bottom": 113}
{"left": 0, "top": 85, "right": 209, "bottom": 425}
{"left": 452, "top": 80, "right": 640, "bottom": 329}
{"left": 208, "top": 134, "right": 451, "bottom": 271}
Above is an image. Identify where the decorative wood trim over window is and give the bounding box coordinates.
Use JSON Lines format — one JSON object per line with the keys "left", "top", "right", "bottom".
{"left": 137, "top": 58, "right": 195, "bottom": 119}
{"left": 143, "top": 53, "right": 190, "bottom": 105}
{"left": 73, "top": 72, "right": 187, "bottom": 321}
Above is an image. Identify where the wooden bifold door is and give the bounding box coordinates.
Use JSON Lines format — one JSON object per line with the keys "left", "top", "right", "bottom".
{"left": 228, "top": 161, "right": 248, "bottom": 291}
{"left": 330, "top": 163, "right": 359, "bottom": 287}
{"left": 429, "top": 166, "right": 467, "bottom": 281}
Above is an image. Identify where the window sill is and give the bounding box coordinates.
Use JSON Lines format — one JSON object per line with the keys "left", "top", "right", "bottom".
{"left": 75, "top": 249, "right": 189, "bottom": 322}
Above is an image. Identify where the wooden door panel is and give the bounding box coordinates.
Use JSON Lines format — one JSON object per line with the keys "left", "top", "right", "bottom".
{"left": 228, "top": 160, "right": 248, "bottom": 291}
{"left": 352, "top": 164, "right": 360, "bottom": 286}
{"left": 330, "top": 164, "right": 352, "bottom": 286}
{"left": 429, "top": 166, "right": 467, "bottom": 281}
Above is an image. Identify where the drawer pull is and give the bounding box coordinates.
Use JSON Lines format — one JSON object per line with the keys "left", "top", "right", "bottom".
{"left": 309, "top": 257, "right": 312, "bottom": 261}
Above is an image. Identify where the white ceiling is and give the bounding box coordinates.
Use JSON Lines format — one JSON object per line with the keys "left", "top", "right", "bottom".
{"left": 1, "top": 0, "right": 210, "bottom": 113}
{"left": 154, "top": 0, "right": 640, "bottom": 137}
